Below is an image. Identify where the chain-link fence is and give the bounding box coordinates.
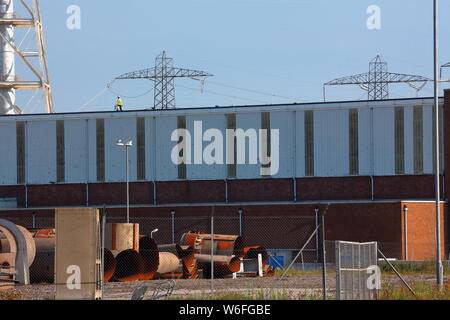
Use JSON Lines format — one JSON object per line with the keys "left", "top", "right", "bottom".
{"left": 0, "top": 210, "right": 447, "bottom": 300}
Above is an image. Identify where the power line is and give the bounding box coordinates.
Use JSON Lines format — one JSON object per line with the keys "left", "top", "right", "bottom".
{"left": 206, "top": 80, "right": 306, "bottom": 102}
{"left": 177, "top": 83, "right": 269, "bottom": 104}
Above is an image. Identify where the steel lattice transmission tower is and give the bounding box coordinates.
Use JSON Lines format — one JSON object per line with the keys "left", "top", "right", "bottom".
{"left": 115, "top": 51, "right": 213, "bottom": 109}
{"left": 0, "top": 0, "right": 53, "bottom": 114}
{"left": 323, "top": 55, "right": 431, "bottom": 101}
{"left": 440, "top": 62, "right": 450, "bottom": 80}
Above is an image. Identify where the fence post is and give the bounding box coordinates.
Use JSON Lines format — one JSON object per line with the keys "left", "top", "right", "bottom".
{"left": 315, "top": 207, "right": 319, "bottom": 263}
{"left": 335, "top": 241, "right": 341, "bottom": 300}
{"left": 210, "top": 206, "right": 215, "bottom": 294}
{"left": 238, "top": 208, "right": 243, "bottom": 236}
{"left": 321, "top": 211, "right": 327, "bottom": 300}
{"left": 170, "top": 209, "right": 175, "bottom": 244}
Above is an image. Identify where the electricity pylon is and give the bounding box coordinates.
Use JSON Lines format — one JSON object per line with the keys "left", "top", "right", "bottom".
{"left": 323, "top": 55, "right": 431, "bottom": 101}
{"left": 114, "top": 51, "right": 213, "bottom": 109}
{"left": 0, "top": 0, "right": 53, "bottom": 114}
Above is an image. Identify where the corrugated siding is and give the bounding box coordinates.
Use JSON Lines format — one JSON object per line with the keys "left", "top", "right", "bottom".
{"left": 27, "top": 121, "right": 57, "bottom": 184}
{"left": 65, "top": 119, "right": 88, "bottom": 183}
{"left": 270, "top": 112, "right": 293, "bottom": 178}
{"left": 155, "top": 116, "right": 178, "bottom": 181}
{"left": 314, "top": 109, "right": 349, "bottom": 177}
{"left": 104, "top": 118, "right": 137, "bottom": 182}
{"left": 0, "top": 101, "right": 443, "bottom": 186}
{"left": 0, "top": 122, "right": 17, "bottom": 185}
{"left": 373, "top": 108, "right": 395, "bottom": 175}
{"left": 236, "top": 113, "right": 261, "bottom": 179}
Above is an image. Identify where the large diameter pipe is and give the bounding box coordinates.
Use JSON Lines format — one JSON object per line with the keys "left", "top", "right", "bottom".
{"left": 113, "top": 249, "right": 144, "bottom": 282}
{"left": 0, "top": 225, "right": 36, "bottom": 266}
{"left": 103, "top": 249, "right": 116, "bottom": 282}
{"left": 157, "top": 252, "right": 180, "bottom": 274}
{"left": 244, "top": 246, "right": 268, "bottom": 267}
{"left": 180, "top": 232, "right": 244, "bottom": 257}
{"left": 106, "top": 223, "right": 139, "bottom": 251}
{"left": 0, "top": 0, "right": 16, "bottom": 115}
{"left": 196, "top": 254, "right": 241, "bottom": 278}
{"left": 139, "top": 236, "right": 159, "bottom": 280}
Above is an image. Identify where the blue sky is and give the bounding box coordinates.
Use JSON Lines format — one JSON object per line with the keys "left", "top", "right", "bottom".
{"left": 14, "top": 0, "right": 450, "bottom": 113}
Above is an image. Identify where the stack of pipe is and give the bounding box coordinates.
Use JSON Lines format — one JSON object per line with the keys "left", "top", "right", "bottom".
{"left": 180, "top": 232, "right": 244, "bottom": 278}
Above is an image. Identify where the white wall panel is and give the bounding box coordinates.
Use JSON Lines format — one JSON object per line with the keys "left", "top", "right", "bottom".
{"left": 314, "top": 109, "right": 349, "bottom": 177}
{"left": 373, "top": 108, "right": 395, "bottom": 175}
{"left": 0, "top": 122, "right": 16, "bottom": 185}
{"left": 186, "top": 114, "right": 226, "bottom": 180}
{"left": 404, "top": 107, "right": 414, "bottom": 174}
{"left": 27, "top": 121, "right": 56, "bottom": 184}
{"left": 236, "top": 113, "right": 261, "bottom": 179}
{"left": 155, "top": 116, "right": 178, "bottom": 181}
{"left": 65, "top": 120, "right": 88, "bottom": 183}
{"left": 358, "top": 108, "right": 372, "bottom": 175}
{"left": 104, "top": 118, "right": 137, "bottom": 182}
{"left": 270, "top": 112, "right": 293, "bottom": 178}
{"left": 295, "top": 111, "right": 305, "bottom": 177}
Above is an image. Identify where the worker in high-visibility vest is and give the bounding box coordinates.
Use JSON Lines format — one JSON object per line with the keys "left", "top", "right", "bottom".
{"left": 115, "top": 96, "right": 124, "bottom": 112}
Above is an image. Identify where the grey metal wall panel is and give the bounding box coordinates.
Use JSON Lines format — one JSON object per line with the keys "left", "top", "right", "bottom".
{"left": 27, "top": 121, "right": 57, "bottom": 184}
{"left": 270, "top": 111, "right": 293, "bottom": 178}
{"left": 0, "top": 122, "right": 17, "bottom": 185}
{"left": 357, "top": 108, "right": 372, "bottom": 176}
{"left": 64, "top": 119, "right": 88, "bottom": 183}
{"left": 236, "top": 113, "right": 261, "bottom": 179}
{"left": 314, "top": 109, "right": 349, "bottom": 177}
{"left": 155, "top": 116, "right": 178, "bottom": 181}
{"left": 373, "top": 108, "right": 395, "bottom": 175}
{"left": 186, "top": 114, "right": 227, "bottom": 180}
{"left": 104, "top": 118, "right": 137, "bottom": 182}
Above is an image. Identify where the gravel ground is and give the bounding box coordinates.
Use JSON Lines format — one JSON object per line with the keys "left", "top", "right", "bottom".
{"left": 12, "top": 274, "right": 448, "bottom": 300}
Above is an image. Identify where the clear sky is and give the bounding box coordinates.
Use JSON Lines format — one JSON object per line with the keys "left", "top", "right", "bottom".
{"left": 13, "top": 0, "right": 450, "bottom": 113}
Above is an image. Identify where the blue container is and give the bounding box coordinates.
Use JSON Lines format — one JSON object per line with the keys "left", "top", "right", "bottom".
{"left": 268, "top": 256, "right": 284, "bottom": 269}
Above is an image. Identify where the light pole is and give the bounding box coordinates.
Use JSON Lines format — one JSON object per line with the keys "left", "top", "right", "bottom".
{"left": 116, "top": 139, "right": 133, "bottom": 224}
{"left": 151, "top": 228, "right": 159, "bottom": 238}
{"left": 433, "top": 0, "right": 444, "bottom": 287}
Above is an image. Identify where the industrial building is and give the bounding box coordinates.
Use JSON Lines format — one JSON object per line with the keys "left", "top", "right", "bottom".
{"left": 0, "top": 92, "right": 449, "bottom": 262}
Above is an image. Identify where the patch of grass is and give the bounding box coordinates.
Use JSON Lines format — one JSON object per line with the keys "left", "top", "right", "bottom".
{"left": 274, "top": 267, "right": 334, "bottom": 277}
{"left": 378, "top": 280, "right": 450, "bottom": 300}
{"left": 379, "top": 260, "right": 450, "bottom": 275}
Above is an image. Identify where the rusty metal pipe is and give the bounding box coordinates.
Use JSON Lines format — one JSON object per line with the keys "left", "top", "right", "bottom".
{"left": 139, "top": 236, "right": 159, "bottom": 280}
{"left": 113, "top": 249, "right": 144, "bottom": 282}
{"left": 157, "top": 252, "right": 180, "bottom": 274}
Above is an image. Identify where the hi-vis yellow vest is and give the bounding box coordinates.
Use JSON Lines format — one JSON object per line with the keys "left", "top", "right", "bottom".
{"left": 117, "top": 98, "right": 123, "bottom": 106}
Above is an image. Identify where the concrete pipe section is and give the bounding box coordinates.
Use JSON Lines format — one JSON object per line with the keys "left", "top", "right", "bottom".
{"left": 0, "top": 220, "right": 35, "bottom": 285}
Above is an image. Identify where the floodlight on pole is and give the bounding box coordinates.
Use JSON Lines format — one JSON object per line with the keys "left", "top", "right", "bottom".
{"left": 433, "top": 0, "right": 444, "bottom": 288}
{"left": 116, "top": 139, "right": 133, "bottom": 223}
{"left": 151, "top": 228, "right": 159, "bottom": 238}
